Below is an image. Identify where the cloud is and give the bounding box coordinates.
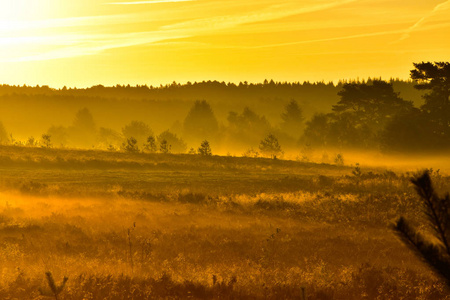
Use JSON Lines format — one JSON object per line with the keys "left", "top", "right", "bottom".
{"left": 2, "top": 0, "right": 361, "bottom": 62}
{"left": 221, "top": 28, "right": 407, "bottom": 49}
{"left": 106, "top": 0, "right": 194, "bottom": 4}
{"left": 397, "top": 0, "right": 450, "bottom": 42}
{"left": 13, "top": 0, "right": 450, "bottom": 63}
{"left": 161, "top": 0, "right": 359, "bottom": 32}
{"left": 5, "top": 30, "right": 188, "bottom": 62}
{"left": 0, "top": 15, "right": 132, "bottom": 33}
{"left": 215, "top": 21, "right": 450, "bottom": 49}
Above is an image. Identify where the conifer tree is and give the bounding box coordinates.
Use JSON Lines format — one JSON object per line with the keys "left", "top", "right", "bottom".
{"left": 198, "top": 140, "right": 212, "bottom": 156}
{"left": 394, "top": 171, "right": 450, "bottom": 286}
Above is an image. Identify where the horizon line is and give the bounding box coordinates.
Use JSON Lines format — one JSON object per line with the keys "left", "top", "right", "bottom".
{"left": 0, "top": 76, "right": 415, "bottom": 90}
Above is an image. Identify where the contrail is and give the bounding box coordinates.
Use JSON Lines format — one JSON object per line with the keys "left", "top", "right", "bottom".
{"left": 222, "top": 21, "right": 450, "bottom": 50}
{"left": 235, "top": 28, "right": 407, "bottom": 49}
{"left": 106, "top": 0, "right": 194, "bottom": 4}
{"left": 397, "top": 0, "right": 450, "bottom": 42}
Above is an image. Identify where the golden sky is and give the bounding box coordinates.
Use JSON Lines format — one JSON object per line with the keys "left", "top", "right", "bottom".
{"left": 0, "top": 0, "right": 449, "bottom": 87}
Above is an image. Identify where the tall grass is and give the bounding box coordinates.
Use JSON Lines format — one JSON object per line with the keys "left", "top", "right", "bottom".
{"left": 0, "top": 146, "right": 448, "bottom": 298}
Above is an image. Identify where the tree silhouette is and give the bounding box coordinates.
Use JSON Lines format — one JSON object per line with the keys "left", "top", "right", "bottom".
{"left": 333, "top": 80, "right": 413, "bottom": 147}
{"left": 280, "top": 99, "right": 304, "bottom": 138}
{"left": 227, "top": 107, "right": 273, "bottom": 149}
{"left": 159, "top": 139, "right": 171, "bottom": 153}
{"left": 73, "top": 107, "right": 96, "bottom": 132}
{"left": 380, "top": 108, "right": 432, "bottom": 152}
{"left": 198, "top": 140, "right": 212, "bottom": 156}
{"left": 259, "top": 134, "right": 282, "bottom": 158}
{"left": 143, "top": 135, "right": 157, "bottom": 153}
{"left": 378, "top": 62, "right": 450, "bottom": 152}
{"left": 411, "top": 62, "right": 450, "bottom": 98}
{"left": 97, "top": 127, "right": 122, "bottom": 148}
{"left": 121, "top": 137, "right": 139, "bottom": 153}
{"left": 302, "top": 80, "right": 414, "bottom": 149}
{"left": 26, "top": 136, "right": 37, "bottom": 147}
{"left": 411, "top": 62, "right": 450, "bottom": 146}
{"left": 40, "top": 272, "right": 68, "bottom": 300}
{"left": 157, "top": 130, "right": 186, "bottom": 153}
{"left": 394, "top": 171, "right": 450, "bottom": 286}
{"left": 70, "top": 108, "right": 97, "bottom": 147}
{"left": 41, "top": 134, "right": 52, "bottom": 148}
{"left": 183, "top": 100, "right": 218, "bottom": 143}
{"left": 301, "top": 113, "right": 330, "bottom": 148}
{"left": 122, "top": 121, "right": 153, "bottom": 146}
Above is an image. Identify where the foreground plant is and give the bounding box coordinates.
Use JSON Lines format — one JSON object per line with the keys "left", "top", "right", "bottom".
{"left": 40, "top": 272, "right": 68, "bottom": 300}
{"left": 394, "top": 171, "right": 450, "bottom": 286}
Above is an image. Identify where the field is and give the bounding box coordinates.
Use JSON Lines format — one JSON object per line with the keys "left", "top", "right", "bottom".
{"left": 0, "top": 145, "right": 448, "bottom": 299}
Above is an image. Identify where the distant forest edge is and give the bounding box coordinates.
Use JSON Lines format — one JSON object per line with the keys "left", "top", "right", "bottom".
{"left": 0, "top": 62, "right": 447, "bottom": 157}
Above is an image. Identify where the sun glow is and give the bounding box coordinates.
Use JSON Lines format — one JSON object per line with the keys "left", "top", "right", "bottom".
{"left": 0, "top": 1, "right": 56, "bottom": 21}
{"left": 0, "top": 0, "right": 449, "bottom": 87}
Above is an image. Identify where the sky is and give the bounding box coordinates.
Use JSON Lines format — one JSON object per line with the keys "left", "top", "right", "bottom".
{"left": 0, "top": 0, "right": 449, "bottom": 88}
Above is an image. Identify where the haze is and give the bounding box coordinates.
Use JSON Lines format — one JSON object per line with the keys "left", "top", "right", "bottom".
{"left": 1, "top": 1, "right": 450, "bottom": 299}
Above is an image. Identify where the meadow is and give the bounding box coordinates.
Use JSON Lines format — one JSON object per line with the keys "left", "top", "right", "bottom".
{"left": 0, "top": 145, "right": 448, "bottom": 299}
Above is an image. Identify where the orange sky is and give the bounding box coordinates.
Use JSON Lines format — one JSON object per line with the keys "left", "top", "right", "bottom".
{"left": 0, "top": 0, "right": 449, "bottom": 87}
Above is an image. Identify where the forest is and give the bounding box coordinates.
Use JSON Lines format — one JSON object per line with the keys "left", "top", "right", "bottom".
{"left": 1, "top": 63, "right": 445, "bottom": 160}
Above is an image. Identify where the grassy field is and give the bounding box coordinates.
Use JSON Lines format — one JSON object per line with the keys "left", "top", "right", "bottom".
{"left": 0, "top": 145, "right": 448, "bottom": 299}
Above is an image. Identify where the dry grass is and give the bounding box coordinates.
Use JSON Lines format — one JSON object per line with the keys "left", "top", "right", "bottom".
{"left": 0, "top": 146, "right": 448, "bottom": 299}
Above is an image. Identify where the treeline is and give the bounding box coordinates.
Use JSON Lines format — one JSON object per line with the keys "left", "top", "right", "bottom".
{"left": 0, "top": 78, "right": 421, "bottom": 131}
{"left": 0, "top": 99, "right": 297, "bottom": 158}
{"left": 302, "top": 62, "right": 450, "bottom": 153}
{"left": 0, "top": 64, "right": 445, "bottom": 156}
{"left": 0, "top": 79, "right": 402, "bottom": 100}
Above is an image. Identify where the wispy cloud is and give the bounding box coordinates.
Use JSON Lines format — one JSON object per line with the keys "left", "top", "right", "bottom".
{"left": 397, "top": 0, "right": 450, "bottom": 42}
{"left": 3, "top": 0, "right": 361, "bottom": 62}
{"left": 6, "top": 0, "right": 449, "bottom": 64}
{"left": 106, "top": 0, "right": 194, "bottom": 4}
{"left": 0, "top": 14, "right": 133, "bottom": 33}
{"left": 216, "top": 21, "right": 450, "bottom": 49}
{"left": 162, "top": 0, "right": 359, "bottom": 32}
{"left": 219, "top": 28, "right": 407, "bottom": 50}
{"left": 5, "top": 30, "right": 188, "bottom": 62}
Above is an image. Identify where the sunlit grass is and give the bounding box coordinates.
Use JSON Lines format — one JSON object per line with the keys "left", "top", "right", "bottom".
{"left": 0, "top": 146, "right": 448, "bottom": 298}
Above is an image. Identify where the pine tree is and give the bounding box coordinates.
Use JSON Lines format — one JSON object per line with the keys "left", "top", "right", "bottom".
{"left": 40, "top": 272, "right": 68, "bottom": 300}
{"left": 394, "top": 171, "right": 450, "bottom": 286}
{"left": 144, "top": 135, "right": 157, "bottom": 153}
{"left": 122, "top": 137, "right": 139, "bottom": 152}
{"left": 259, "top": 134, "right": 282, "bottom": 159}
{"left": 159, "top": 139, "right": 171, "bottom": 153}
{"left": 198, "top": 140, "right": 212, "bottom": 156}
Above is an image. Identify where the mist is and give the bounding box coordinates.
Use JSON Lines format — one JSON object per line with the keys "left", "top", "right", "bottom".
{"left": 0, "top": 63, "right": 450, "bottom": 298}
